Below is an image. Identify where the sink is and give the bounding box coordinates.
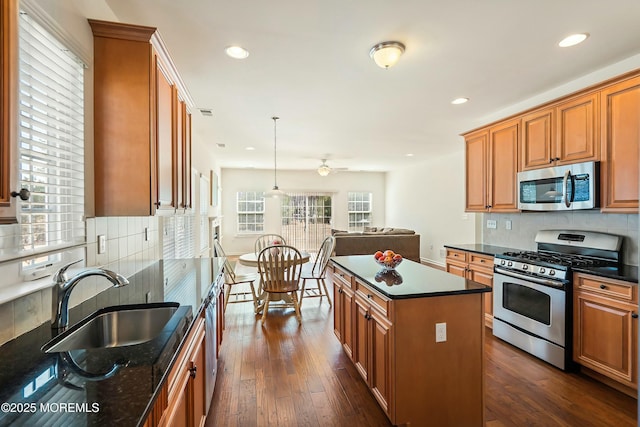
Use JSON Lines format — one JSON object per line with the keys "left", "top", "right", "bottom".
{"left": 42, "top": 302, "right": 180, "bottom": 353}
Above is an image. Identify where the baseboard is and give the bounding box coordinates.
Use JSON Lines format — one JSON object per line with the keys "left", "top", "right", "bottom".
{"left": 420, "top": 258, "right": 445, "bottom": 270}
{"left": 578, "top": 366, "right": 638, "bottom": 398}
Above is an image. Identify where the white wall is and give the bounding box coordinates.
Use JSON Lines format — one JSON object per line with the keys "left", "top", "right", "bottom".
{"left": 220, "top": 168, "right": 386, "bottom": 255}
{"left": 386, "top": 149, "right": 476, "bottom": 265}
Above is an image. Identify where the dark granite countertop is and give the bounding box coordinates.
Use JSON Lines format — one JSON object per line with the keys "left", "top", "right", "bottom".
{"left": 443, "top": 243, "right": 523, "bottom": 257}
{"left": 0, "top": 258, "right": 224, "bottom": 427}
{"left": 331, "top": 255, "right": 491, "bottom": 299}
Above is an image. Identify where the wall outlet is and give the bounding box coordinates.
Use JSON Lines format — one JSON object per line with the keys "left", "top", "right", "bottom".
{"left": 461, "top": 213, "right": 469, "bottom": 220}
{"left": 98, "top": 234, "right": 106, "bottom": 254}
{"left": 436, "top": 322, "right": 447, "bottom": 343}
{"left": 505, "top": 220, "right": 512, "bottom": 230}
{"left": 439, "top": 249, "right": 446, "bottom": 258}
{"left": 486, "top": 220, "right": 497, "bottom": 229}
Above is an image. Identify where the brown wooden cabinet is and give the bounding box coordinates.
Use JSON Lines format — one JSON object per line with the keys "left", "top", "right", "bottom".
{"left": 0, "top": 0, "right": 17, "bottom": 223}
{"left": 600, "top": 75, "right": 640, "bottom": 213}
{"left": 89, "top": 19, "right": 192, "bottom": 216}
{"left": 445, "top": 248, "right": 494, "bottom": 328}
{"left": 573, "top": 273, "right": 638, "bottom": 395}
{"left": 521, "top": 107, "right": 554, "bottom": 170}
{"left": 464, "top": 119, "right": 519, "bottom": 213}
{"left": 332, "top": 264, "right": 354, "bottom": 359}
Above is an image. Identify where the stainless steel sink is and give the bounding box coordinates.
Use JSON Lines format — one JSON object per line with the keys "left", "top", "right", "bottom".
{"left": 42, "top": 302, "right": 180, "bottom": 353}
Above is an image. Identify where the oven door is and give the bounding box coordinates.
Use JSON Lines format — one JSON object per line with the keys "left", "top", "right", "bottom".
{"left": 493, "top": 268, "right": 566, "bottom": 347}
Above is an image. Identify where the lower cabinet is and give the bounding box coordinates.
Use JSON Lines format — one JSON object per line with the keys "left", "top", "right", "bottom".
{"left": 332, "top": 264, "right": 354, "bottom": 359}
{"left": 573, "top": 273, "right": 638, "bottom": 395}
{"left": 445, "top": 248, "right": 494, "bottom": 327}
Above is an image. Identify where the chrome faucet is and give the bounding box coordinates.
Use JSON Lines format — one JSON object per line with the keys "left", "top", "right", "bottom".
{"left": 51, "top": 260, "right": 129, "bottom": 330}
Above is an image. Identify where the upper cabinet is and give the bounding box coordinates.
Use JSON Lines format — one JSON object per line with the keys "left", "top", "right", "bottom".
{"left": 465, "top": 119, "right": 519, "bottom": 213}
{"left": 463, "top": 69, "right": 639, "bottom": 214}
{"left": 521, "top": 93, "right": 599, "bottom": 171}
{"left": 89, "top": 19, "right": 193, "bottom": 216}
{"left": 600, "top": 75, "right": 640, "bottom": 213}
{"left": 0, "top": 0, "right": 18, "bottom": 223}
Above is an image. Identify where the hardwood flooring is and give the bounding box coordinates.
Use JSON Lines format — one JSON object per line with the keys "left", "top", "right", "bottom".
{"left": 206, "top": 282, "right": 637, "bottom": 427}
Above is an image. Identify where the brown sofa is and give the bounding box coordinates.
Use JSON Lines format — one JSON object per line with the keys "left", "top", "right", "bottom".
{"left": 332, "top": 227, "right": 420, "bottom": 262}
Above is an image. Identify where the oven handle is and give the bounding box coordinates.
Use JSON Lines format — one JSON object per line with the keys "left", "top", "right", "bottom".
{"left": 563, "top": 170, "right": 573, "bottom": 208}
{"left": 494, "top": 266, "right": 567, "bottom": 288}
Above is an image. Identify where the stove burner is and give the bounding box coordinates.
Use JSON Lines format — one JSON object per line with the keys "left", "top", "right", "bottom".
{"left": 501, "top": 251, "right": 613, "bottom": 269}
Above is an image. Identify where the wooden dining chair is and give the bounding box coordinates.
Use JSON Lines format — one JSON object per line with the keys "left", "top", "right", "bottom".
{"left": 257, "top": 245, "right": 303, "bottom": 324}
{"left": 254, "top": 234, "right": 286, "bottom": 255}
{"left": 213, "top": 240, "right": 259, "bottom": 312}
{"left": 300, "top": 236, "right": 335, "bottom": 308}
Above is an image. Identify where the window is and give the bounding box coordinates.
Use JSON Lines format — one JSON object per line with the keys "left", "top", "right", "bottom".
{"left": 237, "top": 191, "right": 265, "bottom": 233}
{"left": 18, "top": 11, "right": 85, "bottom": 271}
{"left": 348, "top": 192, "right": 372, "bottom": 231}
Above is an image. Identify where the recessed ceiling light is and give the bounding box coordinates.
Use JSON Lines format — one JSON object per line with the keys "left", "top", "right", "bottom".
{"left": 451, "top": 97, "right": 469, "bottom": 105}
{"left": 225, "top": 46, "right": 249, "bottom": 59}
{"left": 245, "top": 146, "right": 255, "bottom": 151}
{"left": 405, "top": 153, "right": 414, "bottom": 157}
{"left": 558, "top": 33, "right": 589, "bottom": 47}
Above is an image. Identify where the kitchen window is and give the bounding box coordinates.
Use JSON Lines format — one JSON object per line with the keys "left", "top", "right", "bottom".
{"left": 237, "top": 191, "right": 265, "bottom": 233}
{"left": 348, "top": 192, "right": 372, "bottom": 231}
{"left": 17, "top": 10, "right": 86, "bottom": 275}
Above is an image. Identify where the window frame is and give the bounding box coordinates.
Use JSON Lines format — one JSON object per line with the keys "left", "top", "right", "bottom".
{"left": 236, "top": 191, "right": 265, "bottom": 234}
{"left": 347, "top": 191, "right": 373, "bottom": 231}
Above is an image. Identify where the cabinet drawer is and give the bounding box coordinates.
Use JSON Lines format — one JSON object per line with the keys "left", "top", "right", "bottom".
{"left": 332, "top": 264, "right": 353, "bottom": 288}
{"left": 575, "top": 273, "right": 637, "bottom": 303}
{"left": 469, "top": 253, "right": 493, "bottom": 269}
{"left": 355, "top": 280, "right": 389, "bottom": 317}
{"left": 446, "top": 249, "right": 467, "bottom": 262}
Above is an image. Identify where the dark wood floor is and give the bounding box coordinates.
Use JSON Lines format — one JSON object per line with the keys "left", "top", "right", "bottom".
{"left": 206, "top": 284, "right": 637, "bottom": 427}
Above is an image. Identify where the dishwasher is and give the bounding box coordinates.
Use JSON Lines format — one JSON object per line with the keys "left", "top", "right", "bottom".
{"left": 204, "top": 275, "right": 222, "bottom": 412}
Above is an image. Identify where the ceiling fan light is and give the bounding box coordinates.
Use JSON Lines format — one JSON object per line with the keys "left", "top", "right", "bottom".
{"left": 317, "top": 165, "right": 331, "bottom": 176}
{"left": 369, "top": 41, "right": 405, "bottom": 69}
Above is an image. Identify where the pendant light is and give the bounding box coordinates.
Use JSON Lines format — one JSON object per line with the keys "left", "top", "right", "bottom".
{"left": 266, "top": 116, "right": 285, "bottom": 198}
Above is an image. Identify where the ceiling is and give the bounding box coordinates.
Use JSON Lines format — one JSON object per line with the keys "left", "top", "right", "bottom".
{"left": 103, "top": 0, "right": 640, "bottom": 173}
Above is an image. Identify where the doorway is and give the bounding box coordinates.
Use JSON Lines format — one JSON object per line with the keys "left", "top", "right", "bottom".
{"left": 281, "top": 192, "right": 332, "bottom": 252}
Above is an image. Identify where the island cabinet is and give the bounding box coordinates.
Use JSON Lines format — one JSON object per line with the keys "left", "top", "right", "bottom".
{"left": 464, "top": 118, "right": 519, "bottom": 213}
{"left": 89, "top": 19, "right": 192, "bottom": 216}
{"left": 600, "top": 75, "right": 640, "bottom": 213}
{"left": 144, "top": 314, "right": 208, "bottom": 427}
{"left": 330, "top": 256, "right": 489, "bottom": 426}
{"left": 573, "top": 272, "right": 638, "bottom": 396}
{"left": 445, "top": 248, "right": 494, "bottom": 327}
{"left": 332, "top": 263, "right": 354, "bottom": 359}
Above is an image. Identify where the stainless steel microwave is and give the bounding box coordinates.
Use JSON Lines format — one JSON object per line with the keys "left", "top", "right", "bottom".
{"left": 517, "top": 161, "right": 599, "bottom": 211}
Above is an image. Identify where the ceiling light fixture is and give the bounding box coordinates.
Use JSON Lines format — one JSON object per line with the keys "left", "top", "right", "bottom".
{"left": 317, "top": 160, "right": 331, "bottom": 177}
{"left": 225, "top": 45, "right": 249, "bottom": 59}
{"left": 558, "top": 33, "right": 589, "bottom": 47}
{"left": 369, "top": 41, "right": 405, "bottom": 69}
{"left": 266, "top": 116, "right": 285, "bottom": 198}
{"left": 451, "top": 97, "right": 469, "bottom": 105}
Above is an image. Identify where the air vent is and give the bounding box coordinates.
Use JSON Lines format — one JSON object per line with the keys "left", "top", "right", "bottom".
{"left": 199, "top": 108, "right": 213, "bottom": 117}
{"left": 216, "top": 143, "right": 226, "bottom": 148}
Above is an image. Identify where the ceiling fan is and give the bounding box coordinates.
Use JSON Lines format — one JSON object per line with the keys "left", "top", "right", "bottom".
{"left": 317, "top": 159, "right": 348, "bottom": 176}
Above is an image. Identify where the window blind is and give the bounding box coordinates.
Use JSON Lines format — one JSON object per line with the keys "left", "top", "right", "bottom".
{"left": 18, "top": 11, "right": 85, "bottom": 256}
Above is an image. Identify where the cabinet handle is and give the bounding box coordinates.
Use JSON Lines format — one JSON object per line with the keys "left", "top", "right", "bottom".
{"left": 555, "top": 157, "right": 561, "bottom": 161}
{"left": 549, "top": 158, "right": 554, "bottom": 164}
{"left": 11, "top": 189, "right": 30, "bottom": 201}
{"left": 599, "top": 284, "right": 607, "bottom": 290}
{"left": 364, "top": 313, "right": 371, "bottom": 320}
{"left": 338, "top": 288, "right": 343, "bottom": 294}
{"left": 480, "top": 259, "right": 485, "bottom": 263}
{"left": 155, "top": 200, "right": 162, "bottom": 207}
{"left": 189, "top": 366, "right": 197, "bottom": 378}
{"left": 367, "top": 294, "right": 372, "bottom": 299}
{"left": 632, "top": 313, "right": 638, "bottom": 319}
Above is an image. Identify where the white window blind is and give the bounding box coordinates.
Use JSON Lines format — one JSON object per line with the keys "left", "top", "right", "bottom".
{"left": 348, "top": 192, "right": 373, "bottom": 231}
{"left": 18, "top": 11, "right": 85, "bottom": 257}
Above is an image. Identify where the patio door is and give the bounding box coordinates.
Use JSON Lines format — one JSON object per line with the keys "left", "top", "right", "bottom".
{"left": 281, "top": 192, "right": 332, "bottom": 252}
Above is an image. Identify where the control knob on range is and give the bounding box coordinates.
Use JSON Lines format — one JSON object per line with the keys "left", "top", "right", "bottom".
{"left": 500, "top": 260, "right": 506, "bottom": 266}
{"left": 539, "top": 267, "right": 546, "bottom": 274}
{"left": 507, "top": 261, "right": 513, "bottom": 267}
{"left": 522, "top": 264, "right": 528, "bottom": 270}
{"left": 549, "top": 270, "right": 556, "bottom": 276}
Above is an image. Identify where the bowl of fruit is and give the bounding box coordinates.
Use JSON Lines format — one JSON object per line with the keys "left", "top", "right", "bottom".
{"left": 374, "top": 249, "right": 403, "bottom": 271}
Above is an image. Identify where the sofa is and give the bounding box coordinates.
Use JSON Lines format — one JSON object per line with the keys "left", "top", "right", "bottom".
{"left": 332, "top": 227, "right": 421, "bottom": 262}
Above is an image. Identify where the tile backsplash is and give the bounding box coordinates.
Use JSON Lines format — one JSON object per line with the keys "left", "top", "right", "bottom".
{"left": 482, "top": 211, "right": 638, "bottom": 265}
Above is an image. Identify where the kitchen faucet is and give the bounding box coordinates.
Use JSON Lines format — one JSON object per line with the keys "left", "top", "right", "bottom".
{"left": 51, "top": 260, "right": 129, "bottom": 331}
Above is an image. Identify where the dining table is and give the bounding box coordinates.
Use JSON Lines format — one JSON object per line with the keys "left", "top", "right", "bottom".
{"left": 238, "top": 250, "right": 311, "bottom": 267}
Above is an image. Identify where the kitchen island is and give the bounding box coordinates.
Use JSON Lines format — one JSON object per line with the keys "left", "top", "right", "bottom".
{"left": 330, "top": 255, "right": 491, "bottom": 426}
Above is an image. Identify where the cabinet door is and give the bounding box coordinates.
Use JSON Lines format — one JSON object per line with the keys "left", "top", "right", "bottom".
{"left": 555, "top": 93, "right": 599, "bottom": 165}
{"left": 0, "top": 0, "right": 17, "bottom": 222}
{"left": 446, "top": 261, "right": 466, "bottom": 278}
{"left": 370, "top": 309, "right": 391, "bottom": 414}
{"left": 353, "top": 295, "right": 370, "bottom": 382}
{"left": 189, "top": 327, "right": 207, "bottom": 427}
{"left": 342, "top": 284, "right": 355, "bottom": 360}
{"left": 163, "top": 369, "right": 189, "bottom": 427}
{"left": 574, "top": 291, "right": 637, "bottom": 387}
{"left": 600, "top": 76, "right": 640, "bottom": 212}
{"left": 156, "top": 62, "right": 177, "bottom": 211}
{"left": 333, "top": 281, "right": 343, "bottom": 342}
{"left": 465, "top": 130, "right": 488, "bottom": 212}
{"left": 488, "top": 119, "right": 519, "bottom": 211}
{"left": 174, "top": 91, "right": 183, "bottom": 209}
{"left": 217, "top": 288, "right": 224, "bottom": 355}
{"left": 183, "top": 109, "right": 192, "bottom": 209}
{"left": 521, "top": 108, "right": 554, "bottom": 170}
